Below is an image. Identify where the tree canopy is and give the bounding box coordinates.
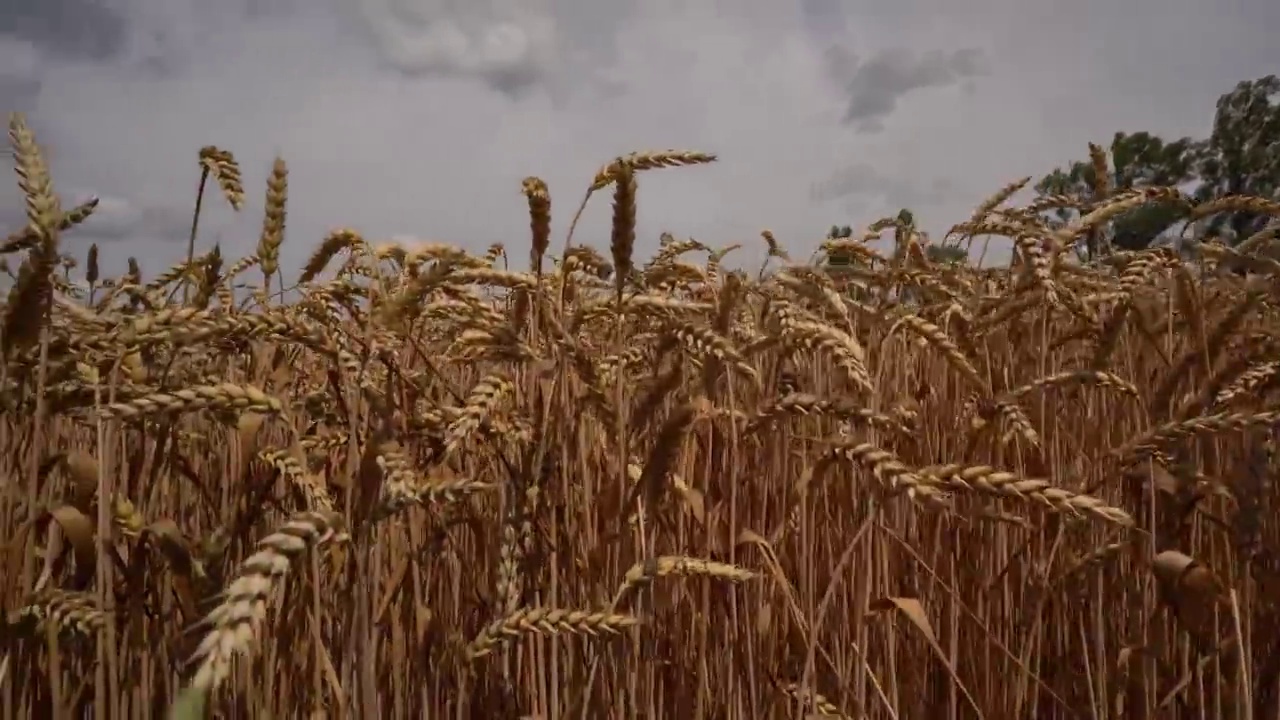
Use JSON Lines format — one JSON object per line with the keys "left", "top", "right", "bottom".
{"left": 1032, "top": 74, "right": 1279, "bottom": 257}
{"left": 818, "top": 74, "right": 1278, "bottom": 269}
{"left": 1196, "top": 75, "right": 1280, "bottom": 240}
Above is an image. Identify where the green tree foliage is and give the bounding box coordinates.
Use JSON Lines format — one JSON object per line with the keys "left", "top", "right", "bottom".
{"left": 826, "top": 224, "right": 855, "bottom": 266}
{"left": 1030, "top": 75, "right": 1280, "bottom": 256}
{"left": 926, "top": 244, "right": 968, "bottom": 264}
{"left": 1196, "top": 75, "right": 1280, "bottom": 240}
{"left": 893, "top": 209, "right": 915, "bottom": 256}
{"left": 1034, "top": 131, "right": 1201, "bottom": 256}
{"left": 823, "top": 76, "right": 1276, "bottom": 266}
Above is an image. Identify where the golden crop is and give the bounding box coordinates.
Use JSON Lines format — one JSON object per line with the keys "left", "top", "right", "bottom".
{"left": 2, "top": 112, "right": 1280, "bottom": 718}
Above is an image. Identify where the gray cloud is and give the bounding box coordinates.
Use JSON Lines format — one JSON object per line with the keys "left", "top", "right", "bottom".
{"left": 811, "top": 163, "right": 957, "bottom": 219}
{"left": 348, "top": 0, "right": 648, "bottom": 101}
{"left": 0, "top": 0, "right": 126, "bottom": 64}
{"left": 0, "top": 36, "right": 42, "bottom": 116}
{"left": 0, "top": 0, "right": 1275, "bottom": 273}
{"left": 826, "top": 47, "right": 988, "bottom": 132}
{"left": 353, "top": 0, "right": 557, "bottom": 97}
{"left": 0, "top": 187, "right": 195, "bottom": 249}
{"left": 72, "top": 193, "right": 192, "bottom": 243}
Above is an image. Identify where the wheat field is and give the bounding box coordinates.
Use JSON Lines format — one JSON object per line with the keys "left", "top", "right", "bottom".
{"left": 2, "top": 110, "right": 1280, "bottom": 719}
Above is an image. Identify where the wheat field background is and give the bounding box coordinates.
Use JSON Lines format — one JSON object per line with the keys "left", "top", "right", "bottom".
{"left": 2, "top": 110, "right": 1280, "bottom": 719}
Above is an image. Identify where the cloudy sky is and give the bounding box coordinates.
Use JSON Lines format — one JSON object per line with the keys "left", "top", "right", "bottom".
{"left": 0, "top": 0, "right": 1276, "bottom": 277}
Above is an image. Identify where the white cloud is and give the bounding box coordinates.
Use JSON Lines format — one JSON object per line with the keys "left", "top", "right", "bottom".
{"left": 0, "top": 0, "right": 1276, "bottom": 277}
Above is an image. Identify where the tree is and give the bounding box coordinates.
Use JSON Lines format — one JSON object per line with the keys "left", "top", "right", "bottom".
{"left": 926, "top": 244, "right": 968, "bottom": 265}
{"left": 826, "top": 224, "right": 855, "bottom": 266}
{"left": 1034, "top": 131, "right": 1201, "bottom": 256}
{"left": 1196, "top": 75, "right": 1280, "bottom": 241}
{"left": 893, "top": 209, "right": 914, "bottom": 256}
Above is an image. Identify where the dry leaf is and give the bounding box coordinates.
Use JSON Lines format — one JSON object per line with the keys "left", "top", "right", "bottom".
{"left": 45, "top": 505, "right": 97, "bottom": 588}
{"left": 867, "top": 596, "right": 984, "bottom": 718}
{"left": 1152, "top": 550, "right": 1225, "bottom": 652}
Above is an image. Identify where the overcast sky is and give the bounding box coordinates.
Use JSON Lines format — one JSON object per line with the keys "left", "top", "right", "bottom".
{"left": 0, "top": 0, "right": 1276, "bottom": 277}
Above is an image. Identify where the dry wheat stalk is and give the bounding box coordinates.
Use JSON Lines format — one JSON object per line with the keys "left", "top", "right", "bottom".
{"left": 5, "top": 127, "right": 1280, "bottom": 719}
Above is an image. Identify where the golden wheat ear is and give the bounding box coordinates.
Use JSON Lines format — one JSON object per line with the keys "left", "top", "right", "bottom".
{"left": 179, "top": 510, "right": 345, "bottom": 696}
